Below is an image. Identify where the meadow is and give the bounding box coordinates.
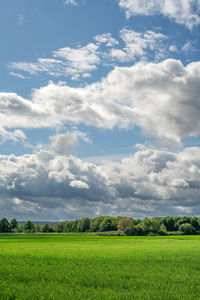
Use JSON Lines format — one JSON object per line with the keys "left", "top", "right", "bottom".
{"left": 0, "top": 234, "right": 200, "bottom": 299}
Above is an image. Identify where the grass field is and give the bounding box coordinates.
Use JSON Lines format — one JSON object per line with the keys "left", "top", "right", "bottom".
{"left": 0, "top": 234, "right": 200, "bottom": 299}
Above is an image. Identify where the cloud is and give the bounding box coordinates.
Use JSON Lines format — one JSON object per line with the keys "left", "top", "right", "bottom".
{"left": 70, "top": 180, "right": 89, "bottom": 189}
{"left": 110, "top": 29, "right": 166, "bottom": 62}
{"left": 119, "top": 0, "right": 200, "bottom": 29}
{"left": 65, "top": 0, "right": 78, "bottom": 6}
{"left": 49, "top": 130, "right": 90, "bottom": 156}
{"left": 65, "top": 0, "right": 78, "bottom": 5}
{"left": 94, "top": 33, "right": 119, "bottom": 47}
{"left": 9, "top": 43, "right": 100, "bottom": 81}
{"left": 101, "top": 147, "right": 200, "bottom": 216}
{"left": 0, "top": 147, "right": 200, "bottom": 220}
{"left": 9, "top": 72, "right": 26, "bottom": 79}
{"left": 8, "top": 29, "right": 171, "bottom": 80}
{"left": 53, "top": 43, "right": 100, "bottom": 78}
{"left": 0, "top": 150, "right": 115, "bottom": 220}
{"left": 2, "top": 59, "right": 200, "bottom": 145}
{"left": 9, "top": 62, "right": 43, "bottom": 76}
{"left": 181, "top": 40, "right": 194, "bottom": 53}
{"left": 18, "top": 15, "right": 24, "bottom": 27}
{"left": 0, "top": 92, "right": 47, "bottom": 129}
{"left": 169, "top": 45, "right": 178, "bottom": 52}
{"left": 0, "top": 127, "right": 26, "bottom": 144}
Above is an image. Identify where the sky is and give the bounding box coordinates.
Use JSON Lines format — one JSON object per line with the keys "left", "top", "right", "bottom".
{"left": 0, "top": 0, "right": 200, "bottom": 221}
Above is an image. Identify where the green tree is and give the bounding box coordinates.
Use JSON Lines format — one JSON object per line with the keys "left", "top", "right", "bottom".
{"left": 17, "top": 224, "right": 22, "bottom": 232}
{"left": 99, "top": 217, "right": 113, "bottom": 232}
{"left": 179, "top": 223, "right": 196, "bottom": 235}
{"left": 111, "top": 217, "right": 121, "bottom": 231}
{"left": 71, "top": 220, "right": 78, "bottom": 232}
{"left": 132, "top": 218, "right": 141, "bottom": 226}
{"left": 63, "top": 222, "right": 72, "bottom": 232}
{"left": 17, "top": 224, "right": 24, "bottom": 232}
{"left": 48, "top": 226, "right": 54, "bottom": 232}
{"left": 77, "top": 218, "right": 90, "bottom": 232}
{"left": 42, "top": 223, "right": 50, "bottom": 232}
{"left": 161, "top": 217, "right": 176, "bottom": 231}
{"left": 90, "top": 217, "right": 104, "bottom": 232}
{"left": 124, "top": 225, "right": 137, "bottom": 236}
{"left": 24, "top": 221, "right": 35, "bottom": 233}
{"left": 135, "top": 224, "right": 145, "bottom": 235}
{"left": 159, "top": 224, "right": 168, "bottom": 235}
{"left": 9, "top": 218, "right": 18, "bottom": 232}
{"left": 189, "top": 217, "right": 199, "bottom": 231}
{"left": 0, "top": 218, "right": 10, "bottom": 232}
{"left": 56, "top": 222, "right": 64, "bottom": 232}
{"left": 36, "top": 224, "right": 41, "bottom": 232}
{"left": 140, "top": 218, "right": 160, "bottom": 234}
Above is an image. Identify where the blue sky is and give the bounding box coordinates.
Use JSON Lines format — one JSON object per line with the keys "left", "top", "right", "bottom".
{"left": 0, "top": 0, "right": 200, "bottom": 220}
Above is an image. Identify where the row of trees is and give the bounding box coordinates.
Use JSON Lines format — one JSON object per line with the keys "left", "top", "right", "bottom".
{"left": 0, "top": 218, "right": 18, "bottom": 233}
{"left": 55, "top": 216, "right": 199, "bottom": 235}
{"left": 0, "top": 218, "right": 54, "bottom": 233}
{"left": 1, "top": 216, "right": 200, "bottom": 235}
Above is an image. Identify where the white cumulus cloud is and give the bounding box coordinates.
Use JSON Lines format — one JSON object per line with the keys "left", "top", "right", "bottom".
{"left": 119, "top": 0, "right": 200, "bottom": 29}
{"left": 2, "top": 59, "right": 200, "bottom": 145}
{"left": 65, "top": 0, "right": 78, "bottom": 5}
{"left": 8, "top": 28, "right": 173, "bottom": 80}
{"left": 0, "top": 147, "right": 200, "bottom": 219}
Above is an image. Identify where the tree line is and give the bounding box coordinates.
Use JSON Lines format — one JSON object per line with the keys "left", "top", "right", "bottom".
{"left": 1, "top": 216, "right": 200, "bottom": 235}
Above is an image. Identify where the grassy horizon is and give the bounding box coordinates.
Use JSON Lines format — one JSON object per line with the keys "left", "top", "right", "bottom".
{"left": 0, "top": 234, "right": 200, "bottom": 299}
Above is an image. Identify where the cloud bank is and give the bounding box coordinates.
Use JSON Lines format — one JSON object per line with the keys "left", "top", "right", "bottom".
{"left": 2, "top": 59, "right": 200, "bottom": 145}
{"left": 0, "top": 147, "right": 200, "bottom": 220}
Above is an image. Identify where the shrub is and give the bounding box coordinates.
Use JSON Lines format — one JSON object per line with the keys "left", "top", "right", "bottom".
{"left": 159, "top": 224, "right": 168, "bottom": 235}
{"left": 179, "top": 223, "right": 196, "bottom": 235}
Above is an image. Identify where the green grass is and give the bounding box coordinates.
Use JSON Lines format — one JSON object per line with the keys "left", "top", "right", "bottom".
{"left": 0, "top": 234, "right": 200, "bottom": 299}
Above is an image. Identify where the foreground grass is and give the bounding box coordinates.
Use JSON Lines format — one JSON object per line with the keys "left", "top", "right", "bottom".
{"left": 0, "top": 234, "right": 200, "bottom": 299}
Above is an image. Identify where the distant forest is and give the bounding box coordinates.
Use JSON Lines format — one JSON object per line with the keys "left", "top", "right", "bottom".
{"left": 0, "top": 216, "right": 200, "bottom": 236}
